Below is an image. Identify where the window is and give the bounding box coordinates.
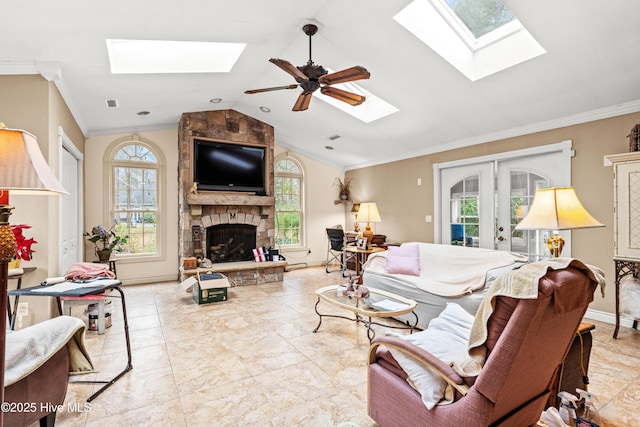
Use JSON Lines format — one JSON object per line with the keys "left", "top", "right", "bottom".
{"left": 274, "top": 156, "right": 304, "bottom": 247}
{"left": 443, "top": 0, "right": 516, "bottom": 39}
{"left": 111, "top": 141, "right": 160, "bottom": 256}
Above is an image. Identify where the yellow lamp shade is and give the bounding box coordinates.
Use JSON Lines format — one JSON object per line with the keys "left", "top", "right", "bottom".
{"left": 515, "top": 187, "right": 603, "bottom": 231}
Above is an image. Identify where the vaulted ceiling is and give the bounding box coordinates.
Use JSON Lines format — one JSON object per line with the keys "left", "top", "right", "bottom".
{"left": 2, "top": 0, "right": 640, "bottom": 170}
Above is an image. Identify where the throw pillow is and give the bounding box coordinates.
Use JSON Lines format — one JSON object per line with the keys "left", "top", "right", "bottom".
{"left": 387, "top": 303, "right": 474, "bottom": 410}
{"left": 385, "top": 255, "right": 420, "bottom": 276}
{"left": 388, "top": 243, "right": 419, "bottom": 258}
{"left": 385, "top": 243, "right": 420, "bottom": 275}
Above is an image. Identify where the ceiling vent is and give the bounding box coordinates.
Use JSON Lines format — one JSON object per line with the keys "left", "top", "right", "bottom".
{"left": 105, "top": 99, "right": 119, "bottom": 108}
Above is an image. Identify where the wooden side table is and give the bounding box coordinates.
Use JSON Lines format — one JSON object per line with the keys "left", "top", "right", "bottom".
{"left": 344, "top": 246, "right": 385, "bottom": 283}
{"left": 613, "top": 257, "right": 640, "bottom": 339}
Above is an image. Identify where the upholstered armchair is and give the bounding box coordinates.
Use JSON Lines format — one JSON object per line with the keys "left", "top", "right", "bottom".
{"left": 368, "top": 260, "right": 601, "bottom": 427}
{"left": 4, "top": 316, "right": 94, "bottom": 427}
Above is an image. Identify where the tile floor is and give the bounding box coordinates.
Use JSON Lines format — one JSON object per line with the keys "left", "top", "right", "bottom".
{"left": 44, "top": 266, "right": 639, "bottom": 427}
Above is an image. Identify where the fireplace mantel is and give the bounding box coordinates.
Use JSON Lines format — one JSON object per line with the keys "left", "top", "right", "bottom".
{"left": 187, "top": 193, "right": 275, "bottom": 207}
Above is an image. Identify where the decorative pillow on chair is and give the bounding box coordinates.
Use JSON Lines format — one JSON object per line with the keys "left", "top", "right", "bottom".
{"left": 387, "top": 303, "right": 474, "bottom": 409}
{"left": 385, "top": 243, "right": 420, "bottom": 276}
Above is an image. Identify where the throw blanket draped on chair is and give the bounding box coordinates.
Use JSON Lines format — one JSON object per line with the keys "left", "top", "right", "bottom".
{"left": 453, "top": 258, "right": 606, "bottom": 377}
{"left": 5, "top": 315, "right": 95, "bottom": 386}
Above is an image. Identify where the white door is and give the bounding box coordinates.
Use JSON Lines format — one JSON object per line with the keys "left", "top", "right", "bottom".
{"left": 437, "top": 144, "right": 571, "bottom": 259}
{"left": 494, "top": 153, "right": 566, "bottom": 258}
{"left": 59, "top": 140, "right": 82, "bottom": 274}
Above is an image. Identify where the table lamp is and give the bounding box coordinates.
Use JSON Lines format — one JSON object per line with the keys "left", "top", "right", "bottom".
{"left": 515, "top": 187, "right": 604, "bottom": 257}
{"left": 0, "top": 124, "right": 67, "bottom": 425}
{"left": 358, "top": 202, "right": 381, "bottom": 248}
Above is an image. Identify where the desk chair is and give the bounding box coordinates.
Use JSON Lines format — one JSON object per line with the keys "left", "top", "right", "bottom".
{"left": 325, "top": 227, "right": 356, "bottom": 276}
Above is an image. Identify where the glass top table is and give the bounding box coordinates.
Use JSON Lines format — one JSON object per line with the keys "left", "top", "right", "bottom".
{"left": 312, "top": 284, "right": 418, "bottom": 342}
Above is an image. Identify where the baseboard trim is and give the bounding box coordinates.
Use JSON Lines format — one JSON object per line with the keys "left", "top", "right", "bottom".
{"left": 584, "top": 308, "right": 636, "bottom": 328}
{"left": 122, "top": 274, "right": 179, "bottom": 285}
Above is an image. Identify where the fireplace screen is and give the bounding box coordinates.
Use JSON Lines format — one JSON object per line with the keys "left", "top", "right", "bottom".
{"left": 207, "top": 224, "right": 257, "bottom": 263}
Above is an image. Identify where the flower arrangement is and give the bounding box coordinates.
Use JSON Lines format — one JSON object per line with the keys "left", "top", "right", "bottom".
{"left": 11, "top": 224, "right": 37, "bottom": 261}
{"left": 85, "top": 225, "right": 128, "bottom": 253}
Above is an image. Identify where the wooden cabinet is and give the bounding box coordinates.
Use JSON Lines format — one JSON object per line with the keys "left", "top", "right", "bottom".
{"left": 605, "top": 152, "right": 640, "bottom": 338}
{"left": 605, "top": 152, "right": 640, "bottom": 259}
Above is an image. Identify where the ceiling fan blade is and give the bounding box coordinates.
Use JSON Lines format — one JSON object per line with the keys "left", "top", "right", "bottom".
{"left": 244, "top": 84, "right": 298, "bottom": 94}
{"left": 270, "top": 58, "right": 309, "bottom": 83}
{"left": 292, "top": 92, "right": 313, "bottom": 111}
{"left": 318, "top": 66, "right": 370, "bottom": 85}
{"left": 320, "top": 86, "right": 366, "bottom": 106}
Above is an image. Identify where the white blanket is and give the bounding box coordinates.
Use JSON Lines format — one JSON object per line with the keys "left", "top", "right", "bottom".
{"left": 453, "top": 258, "right": 606, "bottom": 377}
{"left": 364, "top": 243, "right": 527, "bottom": 297}
{"left": 5, "top": 315, "right": 95, "bottom": 386}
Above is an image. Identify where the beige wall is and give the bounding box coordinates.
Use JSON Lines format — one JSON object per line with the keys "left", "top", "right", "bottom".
{"left": 85, "top": 129, "right": 179, "bottom": 284}
{"left": 346, "top": 111, "right": 640, "bottom": 320}
{"left": 0, "top": 75, "right": 84, "bottom": 326}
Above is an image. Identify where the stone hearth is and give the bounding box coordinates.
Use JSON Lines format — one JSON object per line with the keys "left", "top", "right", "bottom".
{"left": 178, "top": 110, "right": 285, "bottom": 285}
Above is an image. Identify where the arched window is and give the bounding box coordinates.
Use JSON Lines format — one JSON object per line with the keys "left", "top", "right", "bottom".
{"left": 274, "top": 155, "right": 304, "bottom": 247}
{"left": 110, "top": 140, "right": 161, "bottom": 256}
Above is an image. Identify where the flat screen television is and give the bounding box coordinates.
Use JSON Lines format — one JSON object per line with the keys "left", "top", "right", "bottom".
{"left": 193, "top": 139, "right": 266, "bottom": 195}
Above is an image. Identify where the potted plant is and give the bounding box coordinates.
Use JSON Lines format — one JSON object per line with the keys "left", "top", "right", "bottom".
{"left": 335, "top": 176, "right": 353, "bottom": 200}
{"left": 10, "top": 224, "right": 37, "bottom": 268}
{"left": 85, "top": 225, "right": 128, "bottom": 261}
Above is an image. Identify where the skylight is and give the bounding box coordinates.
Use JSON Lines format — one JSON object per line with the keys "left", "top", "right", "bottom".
{"left": 315, "top": 73, "right": 399, "bottom": 123}
{"left": 106, "top": 39, "right": 246, "bottom": 74}
{"left": 443, "top": 0, "right": 516, "bottom": 39}
{"left": 394, "top": 0, "right": 545, "bottom": 81}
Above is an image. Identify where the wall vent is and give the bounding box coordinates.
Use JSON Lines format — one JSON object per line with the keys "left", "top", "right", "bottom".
{"left": 105, "top": 99, "right": 119, "bottom": 108}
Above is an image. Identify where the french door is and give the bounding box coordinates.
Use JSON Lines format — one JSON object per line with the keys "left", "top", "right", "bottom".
{"left": 436, "top": 142, "right": 572, "bottom": 260}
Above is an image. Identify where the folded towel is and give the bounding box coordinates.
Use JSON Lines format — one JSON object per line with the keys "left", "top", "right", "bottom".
{"left": 65, "top": 262, "right": 115, "bottom": 281}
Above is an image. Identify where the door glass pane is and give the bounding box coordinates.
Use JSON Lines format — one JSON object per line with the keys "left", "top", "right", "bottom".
{"left": 449, "top": 175, "right": 479, "bottom": 247}
{"left": 510, "top": 171, "right": 549, "bottom": 260}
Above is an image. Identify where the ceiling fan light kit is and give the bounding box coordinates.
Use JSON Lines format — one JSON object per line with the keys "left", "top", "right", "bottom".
{"left": 245, "top": 23, "right": 370, "bottom": 111}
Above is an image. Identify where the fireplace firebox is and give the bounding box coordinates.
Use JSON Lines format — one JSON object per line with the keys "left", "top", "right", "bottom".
{"left": 207, "top": 224, "right": 256, "bottom": 263}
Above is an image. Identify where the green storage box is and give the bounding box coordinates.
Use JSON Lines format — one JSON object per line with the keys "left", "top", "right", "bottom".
{"left": 193, "top": 272, "right": 230, "bottom": 304}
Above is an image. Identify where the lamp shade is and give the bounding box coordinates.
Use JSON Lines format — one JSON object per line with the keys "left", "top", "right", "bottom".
{"left": 0, "top": 126, "right": 68, "bottom": 195}
{"left": 351, "top": 203, "right": 360, "bottom": 213}
{"left": 515, "top": 187, "right": 603, "bottom": 231}
{"left": 358, "top": 202, "right": 381, "bottom": 223}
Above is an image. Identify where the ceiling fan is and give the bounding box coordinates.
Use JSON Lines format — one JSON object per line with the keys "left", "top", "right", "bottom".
{"left": 245, "top": 23, "right": 371, "bottom": 111}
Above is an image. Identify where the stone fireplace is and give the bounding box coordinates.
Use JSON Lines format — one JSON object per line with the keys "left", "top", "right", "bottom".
{"left": 178, "top": 110, "right": 285, "bottom": 285}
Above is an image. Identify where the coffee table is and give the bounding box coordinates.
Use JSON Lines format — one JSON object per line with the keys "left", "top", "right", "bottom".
{"left": 312, "top": 284, "right": 418, "bottom": 342}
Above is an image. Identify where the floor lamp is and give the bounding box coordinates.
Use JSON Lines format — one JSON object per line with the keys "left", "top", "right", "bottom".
{"left": 515, "top": 187, "right": 604, "bottom": 257}
{"left": 0, "top": 124, "right": 67, "bottom": 426}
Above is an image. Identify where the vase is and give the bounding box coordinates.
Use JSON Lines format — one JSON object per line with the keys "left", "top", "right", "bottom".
{"left": 8, "top": 258, "right": 21, "bottom": 269}
{"left": 97, "top": 249, "right": 112, "bottom": 262}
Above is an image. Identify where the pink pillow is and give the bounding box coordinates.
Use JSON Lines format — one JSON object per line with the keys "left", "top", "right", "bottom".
{"left": 388, "top": 244, "right": 419, "bottom": 258}
{"left": 385, "top": 255, "right": 420, "bottom": 276}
